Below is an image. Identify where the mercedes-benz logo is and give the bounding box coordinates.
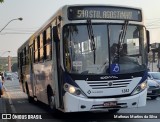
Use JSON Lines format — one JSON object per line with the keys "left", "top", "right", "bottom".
{"left": 108, "top": 82, "right": 113, "bottom": 86}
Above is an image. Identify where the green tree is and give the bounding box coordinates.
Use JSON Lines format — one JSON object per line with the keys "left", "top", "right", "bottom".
{"left": 0, "top": 64, "right": 3, "bottom": 71}
{"left": 0, "top": 0, "right": 4, "bottom": 3}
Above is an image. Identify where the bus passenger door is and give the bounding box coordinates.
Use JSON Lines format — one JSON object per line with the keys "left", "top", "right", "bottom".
{"left": 53, "top": 24, "right": 64, "bottom": 109}
{"left": 19, "top": 52, "right": 25, "bottom": 92}
{"left": 29, "top": 45, "right": 35, "bottom": 97}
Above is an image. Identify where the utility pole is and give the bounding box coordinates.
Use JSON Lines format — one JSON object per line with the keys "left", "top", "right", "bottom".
{"left": 7, "top": 51, "right": 11, "bottom": 72}
{"left": 0, "top": 18, "right": 23, "bottom": 33}
{"left": 0, "top": 18, "right": 22, "bottom": 72}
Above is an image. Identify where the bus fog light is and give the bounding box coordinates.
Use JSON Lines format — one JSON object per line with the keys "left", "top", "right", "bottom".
{"left": 64, "top": 84, "right": 69, "bottom": 88}
{"left": 75, "top": 89, "right": 81, "bottom": 95}
{"left": 68, "top": 86, "right": 76, "bottom": 94}
{"left": 136, "top": 86, "right": 141, "bottom": 92}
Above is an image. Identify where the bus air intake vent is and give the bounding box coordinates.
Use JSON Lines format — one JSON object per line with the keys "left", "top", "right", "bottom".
{"left": 86, "top": 79, "right": 131, "bottom": 89}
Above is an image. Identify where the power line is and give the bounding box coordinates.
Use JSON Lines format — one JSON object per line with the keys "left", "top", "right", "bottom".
{"left": 0, "top": 27, "right": 38, "bottom": 33}
{"left": 146, "top": 18, "right": 160, "bottom": 21}
{"left": 0, "top": 32, "right": 33, "bottom": 35}
{"left": 147, "top": 26, "right": 160, "bottom": 29}
{"left": 146, "top": 19, "right": 160, "bottom": 29}
{"left": 146, "top": 20, "right": 160, "bottom": 26}
{"left": 0, "top": 29, "right": 37, "bottom": 32}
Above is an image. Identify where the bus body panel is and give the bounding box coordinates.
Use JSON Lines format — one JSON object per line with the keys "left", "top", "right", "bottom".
{"left": 32, "top": 61, "right": 53, "bottom": 104}
{"left": 63, "top": 89, "right": 147, "bottom": 112}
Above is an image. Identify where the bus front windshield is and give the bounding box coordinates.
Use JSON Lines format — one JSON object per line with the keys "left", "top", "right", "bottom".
{"left": 63, "top": 24, "right": 147, "bottom": 75}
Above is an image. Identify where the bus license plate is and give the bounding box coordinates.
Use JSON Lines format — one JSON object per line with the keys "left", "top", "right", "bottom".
{"left": 104, "top": 101, "right": 117, "bottom": 107}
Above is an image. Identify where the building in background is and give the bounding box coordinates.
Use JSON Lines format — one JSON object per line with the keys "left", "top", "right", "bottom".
{"left": 148, "top": 43, "right": 160, "bottom": 72}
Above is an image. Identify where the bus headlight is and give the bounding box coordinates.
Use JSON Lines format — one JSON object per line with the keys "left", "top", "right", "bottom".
{"left": 64, "top": 83, "right": 86, "bottom": 97}
{"left": 68, "top": 86, "right": 76, "bottom": 94}
{"left": 132, "top": 81, "right": 147, "bottom": 95}
{"left": 141, "top": 82, "right": 147, "bottom": 89}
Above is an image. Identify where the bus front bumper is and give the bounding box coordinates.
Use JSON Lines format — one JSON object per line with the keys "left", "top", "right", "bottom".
{"left": 63, "top": 89, "right": 147, "bottom": 112}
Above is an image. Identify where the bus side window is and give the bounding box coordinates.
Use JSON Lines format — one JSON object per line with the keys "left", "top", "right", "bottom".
{"left": 45, "top": 27, "right": 52, "bottom": 60}
{"left": 26, "top": 46, "right": 29, "bottom": 65}
{"left": 34, "top": 38, "right": 38, "bottom": 63}
{"left": 21, "top": 51, "right": 24, "bottom": 66}
{"left": 23, "top": 48, "right": 26, "bottom": 65}
{"left": 43, "top": 30, "right": 47, "bottom": 60}
{"left": 37, "top": 36, "right": 40, "bottom": 62}
{"left": 40, "top": 34, "right": 44, "bottom": 62}
{"left": 20, "top": 52, "right": 23, "bottom": 66}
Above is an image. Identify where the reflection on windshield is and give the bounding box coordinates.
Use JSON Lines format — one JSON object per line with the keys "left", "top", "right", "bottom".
{"left": 87, "top": 19, "right": 96, "bottom": 64}
{"left": 63, "top": 24, "right": 147, "bottom": 75}
{"left": 63, "top": 24, "right": 108, "bottom": 74}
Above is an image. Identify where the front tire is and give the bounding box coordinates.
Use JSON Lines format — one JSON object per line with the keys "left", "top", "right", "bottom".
{"left": 48, "top": 95, "right": 56, "bottom": 110}
{"left": 151, "top": 96, "right": 157, "bottom": 100}
{"left": 47, "top": 90, "right": 58, "bottom": 113}
{"left": 26, "top": 83, "right": 33, "bottom": 103}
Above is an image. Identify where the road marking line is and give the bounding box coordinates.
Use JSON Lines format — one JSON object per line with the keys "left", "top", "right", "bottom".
{"left": 4, "top": 86, "right": 17, "bottom": 113}
{"left": 3, "top": 86, "right": 16, "bottom": 112}
{"left": 3, "top": 85, "right": 22, "bottom": 122}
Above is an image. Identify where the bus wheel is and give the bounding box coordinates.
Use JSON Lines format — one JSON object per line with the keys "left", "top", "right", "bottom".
{"left": 48, "top": 91, "right": 57, "bottom": 112}
{"left": 108, "top": 109, "right": 120, "bottom": 113}
{"left": 49, "top": 96, "right": 55, "bottom": 110}
{"left": 151, "top": 96, "right": 157, "bottom": 100}
{"left": 26, "top": 83, "right": 33, "bottom": 103}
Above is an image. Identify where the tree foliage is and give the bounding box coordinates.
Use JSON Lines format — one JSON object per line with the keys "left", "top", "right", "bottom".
{"left": 0, "top": 64, "right": 3, "bottom": 72}
{"left": 0, "top": 0, "right": 4, "bottom": 3}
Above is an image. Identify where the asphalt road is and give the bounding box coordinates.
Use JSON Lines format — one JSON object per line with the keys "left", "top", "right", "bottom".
{"left": 3, "top": 74, "right": 160, "bottom": 122}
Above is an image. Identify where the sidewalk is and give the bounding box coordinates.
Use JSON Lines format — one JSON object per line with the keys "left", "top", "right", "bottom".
{"left": 0, "top": 84, "right": 9, "bottom": 122}
{"left": 0, "top": 95, "right": 6, "bottom": 113}
{"left": 0, "top": 93, "right": 7, "bottom": 122}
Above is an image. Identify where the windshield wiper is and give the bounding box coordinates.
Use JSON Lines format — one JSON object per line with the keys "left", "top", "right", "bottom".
{"left": 118, "top": 20, "right": 129, "bottom": 47}
{"left": 115, "top": 20, "right": 129, "bottom": 62}
{"left": 87, "top": 19, "right": 96, "bottom": 64}
{"left": 111, "top": 20, "right": 129, "bottom": 63}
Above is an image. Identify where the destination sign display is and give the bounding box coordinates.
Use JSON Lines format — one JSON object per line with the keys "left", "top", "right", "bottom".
{"left": 68, "top": 6, "right": 142, "bottom": 21}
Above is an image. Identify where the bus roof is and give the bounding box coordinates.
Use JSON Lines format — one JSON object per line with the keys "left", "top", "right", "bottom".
{"left": 64, "top": 4, "right": 142, "bottom": 10}
{"left": 18, "top": 4, "right": 143, "bottom": 52}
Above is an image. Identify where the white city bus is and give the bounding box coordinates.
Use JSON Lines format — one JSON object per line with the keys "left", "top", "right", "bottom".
{"left": 18, "top": 4, "right": 150, "bottom": 113}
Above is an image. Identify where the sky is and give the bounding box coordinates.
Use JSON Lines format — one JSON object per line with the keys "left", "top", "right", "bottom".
{"left": 0, "top": 0, "right": 160, "bottom": 57}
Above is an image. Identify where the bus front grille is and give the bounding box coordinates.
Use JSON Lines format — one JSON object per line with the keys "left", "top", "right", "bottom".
{"left": 87, "top": 79, "right": 131, "bottom": 89}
